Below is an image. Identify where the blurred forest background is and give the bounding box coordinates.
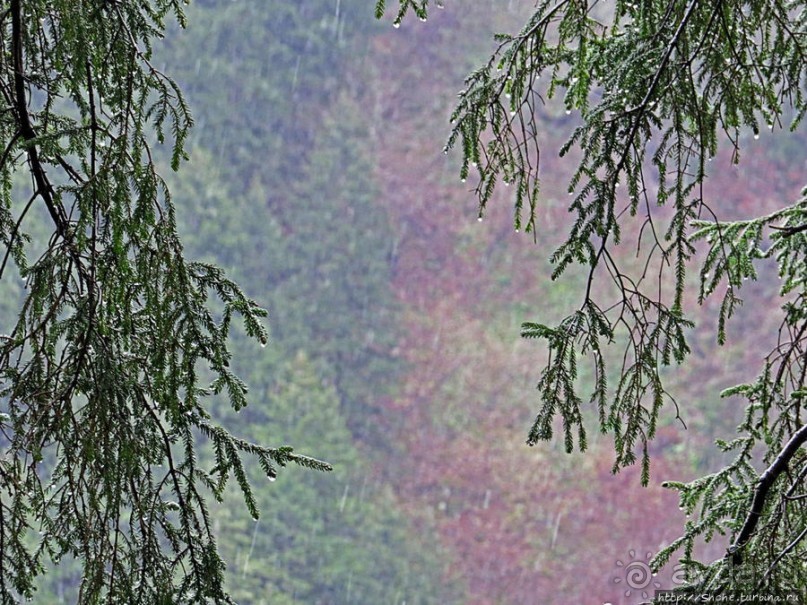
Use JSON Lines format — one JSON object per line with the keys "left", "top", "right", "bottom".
{"left": 10, "top": 1, "right": 806, "bottom": 603}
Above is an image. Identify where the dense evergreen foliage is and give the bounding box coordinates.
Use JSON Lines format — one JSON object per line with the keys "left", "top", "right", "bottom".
{"left": 391, "top": 0, "right": 807, "bottom": 600}
{"left": 165, "top": 1, "right": 400, "bottom": 444}
{"left": 160, "top": 4, "right": 456, "bottom": 596}
{"left": 162, "top": 140, "right": 454, "bottom": 604}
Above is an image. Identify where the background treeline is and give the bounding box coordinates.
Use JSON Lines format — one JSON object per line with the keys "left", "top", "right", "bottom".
{"left": 153, "top": 1, "right": 456, "bottom": 603}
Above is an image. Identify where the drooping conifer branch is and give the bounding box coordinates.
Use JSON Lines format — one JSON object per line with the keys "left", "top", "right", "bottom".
{"left": 729, "top": 423, "right": 807, "bottom": 564}
{"left": 0, "top": 3, "right": 331, "bottom": 602}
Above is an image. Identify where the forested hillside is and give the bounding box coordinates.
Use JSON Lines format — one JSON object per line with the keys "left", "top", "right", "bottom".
{"left": 3, "top": 1, "right": 804, "bottom": 603}
{"left": 161, "top": 2, "right": 458, "bottom": 603}
{"left": 157, "top": 1, "right": 806, "bottom": 603}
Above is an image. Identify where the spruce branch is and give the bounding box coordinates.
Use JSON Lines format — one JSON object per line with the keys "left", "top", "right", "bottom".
{"left": 729, "top": 425, "right": 807, "bottom": 564}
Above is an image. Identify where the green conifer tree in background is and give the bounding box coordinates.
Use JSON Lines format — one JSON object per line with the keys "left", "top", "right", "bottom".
{"left": 386, "top": 0, "right": 807, "bottom": 600}
{"left": 0, "top": 3, "right": 330, "bottom": 603}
